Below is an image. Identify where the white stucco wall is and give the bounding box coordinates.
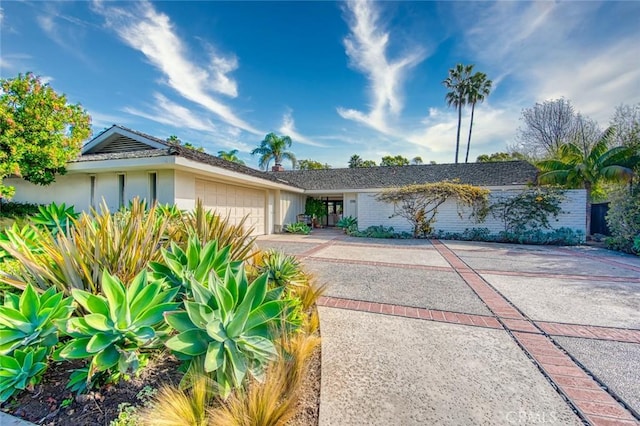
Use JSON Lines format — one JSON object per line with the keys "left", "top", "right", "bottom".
{"left": 280, "top": 191, "right": 307, "bottom": 225}
{"left": 6, "top": 174, "right": 92, "bottom": 210}
{"left": 6, "top": 169, "right": 175, "bottom": 212}
{"left": 343, "top": 192, "right": 358, "bottom": 219}
{"left": 357, "top": 189, "right": 587, "bottom": 235}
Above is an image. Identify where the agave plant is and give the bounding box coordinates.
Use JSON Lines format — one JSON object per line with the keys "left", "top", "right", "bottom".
{"left": 0, "top": 346, "right": 48, "bottom": 402}
{"left": 255, "top": 250, "right": 307, "bottom": 288}
{"left": 149, "top": 237, "right": 241, "bottom": 294}
{"left": 336, "top": 216, "right": 357, "bottom": 232}
{"left": 164, "top": 267, "right": 285, "bottom": 398}
{"left": 0, "top": 284, "right": 74, "bottom": 355}
{"left": 55, "top": 270, "right": 179, "bottom": 380}
{"left": 30, "top": 202, "right": 79, "bottom": 236}
{"left": 284, "top": 222, "right": 311, "bottom": 235}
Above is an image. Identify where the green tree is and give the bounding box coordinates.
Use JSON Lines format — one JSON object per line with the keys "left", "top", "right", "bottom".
{"left": 381, "top": 155, "right": 409, "bottom": 166}
{"left": 443, "top": 63, "right": 473, "bottom": 164}
{"left": 251, "top": 133, "right": 296, "bottom": 170}
{"left": 349, "top": 154, "right": 376, "bottom": 168}
{"left": 538, "top": 127, "right": 635, "bottom": 234}
{"left": 166, "top": 135, "right": 204, "bottom": 152}
{"left": 0, "top": 73, "right": 91, "bottom": 198}
{"left": 464, "top": 72, "right": 492, "bottom": 163}
{"left": 297, "top": 159, "right": 331, "bottom": 170}
{"left": 476, "top": 152, "right": 526, "bottom": 162}
{"left": 411, "top": 156, "right": 423, "bottom": 165}
{"left": 348, "top": 154, "right": 363, "bottom": 168}
{"left": 217, "top": 149, "right": 245, "bottom": 165}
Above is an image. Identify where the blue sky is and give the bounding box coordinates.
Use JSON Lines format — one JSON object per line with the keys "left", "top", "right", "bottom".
{"left": 2, "top": 1, "right": 639, "bottom": 168}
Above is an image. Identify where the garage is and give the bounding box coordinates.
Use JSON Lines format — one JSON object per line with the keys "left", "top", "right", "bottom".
{"left": 195, "top": 179, "right": 266, "bottom": 235}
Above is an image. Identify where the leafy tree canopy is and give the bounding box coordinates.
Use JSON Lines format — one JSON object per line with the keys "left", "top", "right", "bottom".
{"left": 297, "top": 159, "right": 331, "bottom": 170}
{"left": 0, "top": 73, "right": 91, "bottom": 198}
{"left": 348, "top": 154, "right": 376, "bottom": 168}
{"left": 166, "top": 135, "right": 205, "bottom": 152}
{"left": 476, "top": 152, "right": 527, "bottom": 162}
{"left": 380, "top": 155, "right": 409, "bottom": 166}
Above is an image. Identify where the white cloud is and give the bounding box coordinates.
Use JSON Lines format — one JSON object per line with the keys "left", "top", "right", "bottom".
{"left": 89, "top": 111, "right": 131, "bottom": 130}
{"left": 123, "top": 93, "right": 218, "bottom": 133}
{"left": 279, "top": 110, "right": 326, "bottom": 147}
{"left": 35, "top": 7, "right": 93, "bottom": 66}
{"left": 458, "top": 1, "right": 640, "bottom": 124}
{"left": 92, "top": 0, "right": 261, "bottom": 135}
{"left": 337, "top": 0, "right": 425, "bottom": 133}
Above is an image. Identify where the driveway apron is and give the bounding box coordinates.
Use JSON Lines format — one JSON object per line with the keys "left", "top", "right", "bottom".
{"left": 257, "top": 232, "right": 640, "bottom": 426}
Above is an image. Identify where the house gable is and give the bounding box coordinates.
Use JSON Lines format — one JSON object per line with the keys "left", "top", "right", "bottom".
{"left": 82, "top": 125, "right": 169, "bottom": 155}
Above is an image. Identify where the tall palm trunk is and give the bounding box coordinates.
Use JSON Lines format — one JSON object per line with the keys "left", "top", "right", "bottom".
{"left": 455, "top": 103, "right": 462, "bottom": 164}
{"left": 465, "top": 102, "right": 476, "bottom": 163}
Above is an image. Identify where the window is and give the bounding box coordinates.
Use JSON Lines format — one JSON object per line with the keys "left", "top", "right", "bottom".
{"left": 90, "top": 175, "right": 96, "bottom": 209}
{"left": 149, "top": 172, "right": 158, "bottom": 204}
{"left": 118, "top": 174, "right": 125, "bottom": 209}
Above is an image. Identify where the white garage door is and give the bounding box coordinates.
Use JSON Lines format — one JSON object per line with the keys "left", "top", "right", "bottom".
{"left": 195, "top": 179, "right": 266, "bottom": 235}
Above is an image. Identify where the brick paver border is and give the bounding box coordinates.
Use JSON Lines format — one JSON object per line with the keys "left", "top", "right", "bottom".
{"left": 317, "top": 295, "right": 503, "bottom": 329}
{"left": 432, "top": 240, "right": 640, "bottom": 425}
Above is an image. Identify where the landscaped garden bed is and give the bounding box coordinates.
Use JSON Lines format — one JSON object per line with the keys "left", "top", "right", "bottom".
{"left": 0, "top": 200, "right": 323, "bottom": 425}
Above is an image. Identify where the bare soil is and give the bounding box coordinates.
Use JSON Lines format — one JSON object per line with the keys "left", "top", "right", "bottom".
{"left": 2, "top": 344, "right": 322, "bottom": 426}
{"left": 2, "top": 354, "right": 183, "bottom": 425}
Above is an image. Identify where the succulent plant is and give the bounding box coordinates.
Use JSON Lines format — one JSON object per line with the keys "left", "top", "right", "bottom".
{"left": 0, "top": 346, "right": 47, "bottom": 402}
{"left": 0, "top": 284, "right": 74, "bottom": 355}
{"left": 164, "top": 267, "right": 285, "bottom": 398}
{"left": 55, "top": 270, "right": 179, "bottom": 380}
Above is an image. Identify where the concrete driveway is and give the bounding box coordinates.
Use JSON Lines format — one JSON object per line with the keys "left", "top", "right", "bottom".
{"left": 257, "top": 231, "right": 640, "bottom": 426}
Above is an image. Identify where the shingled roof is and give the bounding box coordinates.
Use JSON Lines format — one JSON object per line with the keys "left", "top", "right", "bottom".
{"left": 272, "top": 161, "right": 539, "bottom": 190}
{"left": 76, "top": 125, "right": 302, "bottom": 188}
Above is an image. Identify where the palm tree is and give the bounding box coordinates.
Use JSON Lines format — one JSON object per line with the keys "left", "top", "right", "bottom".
{"left": 538, "top": 127, "right": 635, "bottom": 235}
{"left": 464, "top": 72, "right": 492, "bottom": 163}
{"left": 443, "top": 64, "right": 474, "bottom": 164}
{"left": 348, "top": 154, "right": 363, "bottom": 168}
{"left": 251, "top": 133, "right": 296, "bottom": 171}
{"left": 217, "top": 149, "right": 245, "bottom": 165}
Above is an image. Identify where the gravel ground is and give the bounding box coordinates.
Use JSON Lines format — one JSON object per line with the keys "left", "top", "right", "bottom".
{"left": 553, "top": 336, "right": 640, "bottom": 415}
{"left": 306, "top": 260, "right": 492, "bottom": 316}
{"left": 257, "top": 240, "right": 320, "bottom": 255}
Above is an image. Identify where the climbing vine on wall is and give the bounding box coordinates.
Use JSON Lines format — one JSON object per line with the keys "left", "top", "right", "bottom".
{"left": 376, "top": 181, "right": 490, "bottom": 237}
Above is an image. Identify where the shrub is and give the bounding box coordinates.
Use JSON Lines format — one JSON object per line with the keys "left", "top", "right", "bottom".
{"left": 0, "top": 284, "right": 74, "bottom": 355}
{"left": 0, "top": 201, "right": 41, "bottom": 218}
{"left": 0, "top": 222, "right": 41, "bottom": 261}
{"left": 164, "top": 269, "right": 285, "bottom": 398}
{"left": 284, "top": 222, "right": 311, "bottom": 235}
{"left": 434, "top": 227, "right": 583, "bottom": 246}
{"left": 0, "top": 198, "right": 169, "bottom": 294}
{"left": 488, "top": 187, "right": 565, "bottom": 234}
{"left": 54, "top": 270, "right": 179, "bottom": 381}
{"left": 175, "top": 200, "right": 257, "bottom": 261}
{"left": 0, "top": 346, "right": 47, "bottom": 402}
{"left": 606, "top": 186, "right": 640, "bottom": 254}
{"left": 348, "top": 225, "right": 412, "bottom": 239}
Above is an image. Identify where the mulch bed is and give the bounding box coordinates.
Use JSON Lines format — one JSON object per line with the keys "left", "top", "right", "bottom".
{"left": 2, "top": 354, "right": 183, "bottom": 425}
{"left": 2, "top": 345, "right": 322, "bottom": 425}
